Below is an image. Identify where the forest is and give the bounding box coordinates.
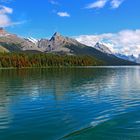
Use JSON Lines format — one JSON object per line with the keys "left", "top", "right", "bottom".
{"left": 0, "top": 53, "right": 104, "bottom": 68}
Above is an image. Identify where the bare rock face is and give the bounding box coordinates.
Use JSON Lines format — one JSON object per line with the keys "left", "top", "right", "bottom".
{"left": 37, "top": 32, "right": 83, "bottom": 54}
{"left": 50, "top": 32, "right": 66, "bottom": 48}
{"left": 38, "top": 39, "right": 50, "bottom": 51}
{"left": 48, "top": 32, "right": 69, "bottom": 52}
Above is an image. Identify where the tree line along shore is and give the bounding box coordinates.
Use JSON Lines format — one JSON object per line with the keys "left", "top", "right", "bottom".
{"left": 0, "top": 53, "right": 104, "bottom": 68}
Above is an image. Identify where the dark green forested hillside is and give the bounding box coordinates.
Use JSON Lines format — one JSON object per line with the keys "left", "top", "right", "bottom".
{"left": 0, "top": 53, "right": 104, "bottom": 68}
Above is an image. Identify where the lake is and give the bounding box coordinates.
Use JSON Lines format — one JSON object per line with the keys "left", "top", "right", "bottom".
{"left": 0, "top": 67, "right": 140, "bottom": 140}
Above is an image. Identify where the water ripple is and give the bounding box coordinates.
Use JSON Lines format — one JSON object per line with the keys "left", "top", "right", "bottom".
{"left": 0, "top": 67, "right": 140, "bottom": 140}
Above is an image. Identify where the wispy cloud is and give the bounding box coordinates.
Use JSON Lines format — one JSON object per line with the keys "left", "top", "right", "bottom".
{"left": 57, "top": 12, "right": 70, "bottom": 17}
{"left": 0, "top": 5, "right": 13, "bottom": 14}
{"left": 110, "top": 0, "right": 124, "bottom": 8}
{"left": 0, "top": 5, "right": 25, "bottom": 27}
{"left": 48, "top": 0, "right": 59, "bottom": 5}
{"left": 85, "top": 0, "right": 125, "bottom": 9}
{"left": 85, "top": 0, "right": 108, "bottom": 9}
{"left": 75, "top": 29, "right": 140, "bottom": 57}
{"left": 0, "top": 5, "right": 13, "bottom": 27}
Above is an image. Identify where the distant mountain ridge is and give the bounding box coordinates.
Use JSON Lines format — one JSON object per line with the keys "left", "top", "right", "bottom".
{"left": 75, "top": 36, "right": 140, "bottom": 64}
{"left": 0, "top": 28, "right": 137, "bottom": 65}
{"left": 115, "top": 53, "right": 140, "bottom": 64}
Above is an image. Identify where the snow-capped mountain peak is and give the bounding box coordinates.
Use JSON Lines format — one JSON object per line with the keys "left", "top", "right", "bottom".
{"left": 75, "top": 36, "right": 114, "bottom": 55}
{"left": 94, "top": 42, "right": 113, "bottom": 54}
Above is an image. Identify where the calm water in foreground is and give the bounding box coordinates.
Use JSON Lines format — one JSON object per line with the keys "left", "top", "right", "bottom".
{"left": 0, "top": 67, "right": 140, "bottom": 140}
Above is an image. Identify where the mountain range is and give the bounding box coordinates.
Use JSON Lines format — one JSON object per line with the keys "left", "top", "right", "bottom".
{"left": 0, "top": 28, "right": 137, "bottom": 65}
{"left": 76, "top": 36, "right": 140, "bottom": 64}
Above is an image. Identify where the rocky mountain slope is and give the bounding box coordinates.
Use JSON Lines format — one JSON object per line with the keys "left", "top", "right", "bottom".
{"left": 0, "top": 28, "right": 137, "bottom": 65}
{"left": 0, "top": 28, "right": 40, "bottom": 52}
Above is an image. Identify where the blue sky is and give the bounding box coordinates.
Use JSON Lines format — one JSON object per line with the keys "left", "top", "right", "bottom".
{"left": 0, "top": 0, "right": 140, "bottom": 38}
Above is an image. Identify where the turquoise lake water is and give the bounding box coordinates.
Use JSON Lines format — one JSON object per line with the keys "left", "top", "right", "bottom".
{"left": 0, "top": 67, "right": 140, "bottom": 140}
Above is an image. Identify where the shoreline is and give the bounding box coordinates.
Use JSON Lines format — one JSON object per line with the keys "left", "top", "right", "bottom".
{"left": 0, "top": 65, "right": 139, "bottom": 70}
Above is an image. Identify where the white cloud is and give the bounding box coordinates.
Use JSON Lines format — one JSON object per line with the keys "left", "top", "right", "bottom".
{"left": 75, "top": 29, "right": 140, "bottom": 57}
{"left": 0, "top": 14, "right": 11, "bottom": 27}
{"left": 57, "top": 12, "right": 70, "bottom": 17}
{"left": 0, "top": 5, "right": 24, "bottom": 27}
{"left": 0, "top": 5, "right": 13, "bottom": 27}
{"left": 86, "top": 0, "right": 108, "bottom": 9}
{"left": 0, "top": 5, "right": 13, "bottom": 14}
{"left": 111, "top": 0, "right": 124, "bottom": 8}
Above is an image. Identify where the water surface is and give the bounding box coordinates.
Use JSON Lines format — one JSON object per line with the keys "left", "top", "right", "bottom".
{"left": 0, "top": 67, "right": 140, "bottom": 140}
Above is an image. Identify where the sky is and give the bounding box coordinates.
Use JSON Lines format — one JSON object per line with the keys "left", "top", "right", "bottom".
{"left": 0, "top": 0, "right": 140, "bottom": 56}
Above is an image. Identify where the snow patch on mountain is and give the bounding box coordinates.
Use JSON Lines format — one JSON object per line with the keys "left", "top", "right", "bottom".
{"left": 26, "top": 37, "right": 38, "bottom": 44}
